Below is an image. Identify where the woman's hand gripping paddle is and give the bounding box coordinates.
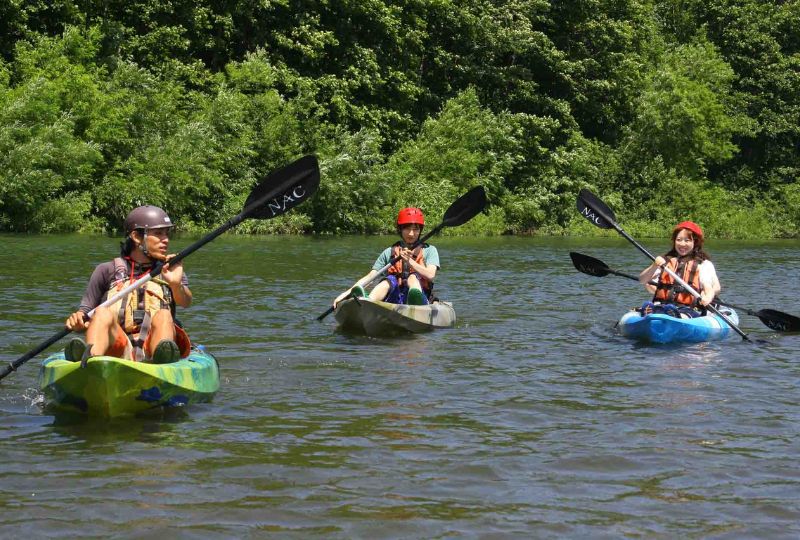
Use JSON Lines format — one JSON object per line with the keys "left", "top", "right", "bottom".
{"left": 569, "top": 251, "right": 800, "bottom": 332}
{"left": 0, "top": 155, "right": 321, "bottom": 381}
{"left": 317, "top": 185, "right": 488, "bottom": 321}
{"left": 576, "top": 189, "right": 752, "bottom": 341}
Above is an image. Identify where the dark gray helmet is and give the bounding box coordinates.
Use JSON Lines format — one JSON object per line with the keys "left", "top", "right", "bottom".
{"left": 124, "top": 205, "right": 174, "bottom": 234}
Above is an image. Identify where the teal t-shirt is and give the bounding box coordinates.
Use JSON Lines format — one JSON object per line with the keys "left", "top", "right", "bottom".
{"left": 372, "top": 244, "right": 440, "bottom": 273}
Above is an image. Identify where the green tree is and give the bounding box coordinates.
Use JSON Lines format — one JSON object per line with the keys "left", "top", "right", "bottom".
{"left": 376, "top": 88, "right": 523, "bottom": 234}
{"left": 0, "top": 27, "right": 104, "bottom": 232}
{"left": 623, "top": 39, "right": 749, "bottom": 181}
{"left": 655, "top": 0, "right": 800, "bottom": 191}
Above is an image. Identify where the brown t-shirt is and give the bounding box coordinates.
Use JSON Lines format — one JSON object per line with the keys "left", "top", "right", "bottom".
{"left": 78, "top": 260, "right": 189, "bottom": 314}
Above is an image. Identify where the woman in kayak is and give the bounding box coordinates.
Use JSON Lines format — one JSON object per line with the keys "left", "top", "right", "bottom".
{"left": 638, "top": 220, "right": 721, "bottom": 318}
{"left": 333, "top": 207, "right": 440, "bottom": 308}
{"left": 63, "top": 205, "right": 193, "bottom": 364}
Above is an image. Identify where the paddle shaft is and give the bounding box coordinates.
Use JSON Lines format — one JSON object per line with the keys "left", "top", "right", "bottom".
{"left": 606, "top": 267, "right": 644, "bottom": 283}
{"left": 610, "top": 272, "right": 744, "bottom": 315}
{"left": 588, "top": 204, "right": 751, "bottom": 341}
{"left": 576, "top": 256, "right": 745, "bottom": 312}
{"left": 604, "top": 269, "right": 746, "bottom": 308}
{"left": 708, "top": 299, "right": 760, "bottom": 318}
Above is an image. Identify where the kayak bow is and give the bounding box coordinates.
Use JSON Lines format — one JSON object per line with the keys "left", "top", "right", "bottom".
{"left": 334, "top": 297, "right": 456, "bottom": 336}
{"left": 617, "top": 308, "right": 740, "bottom": 344}
{"left": 38, "top": 347, "right": 220, "bottom": 417}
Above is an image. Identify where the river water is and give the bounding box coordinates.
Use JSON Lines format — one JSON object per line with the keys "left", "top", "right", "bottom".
{"left": 1, "top": 234, "right": 799, "bottom": 538}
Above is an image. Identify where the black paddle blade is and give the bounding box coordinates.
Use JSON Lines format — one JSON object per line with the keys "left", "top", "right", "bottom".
{"left": 569, "top": 252, "right": 610, "bottom": 277}
{"left": 441, "top": 185, "right": 487, "bottom": 227}
{"left": 576, "top": 188, "right": 615, "bottom": 229}
{"left": 756, "top": 309, "right": 800, "bottom": 332}
{"left": 245, "top": 155, "right": 320, "bottom": 219}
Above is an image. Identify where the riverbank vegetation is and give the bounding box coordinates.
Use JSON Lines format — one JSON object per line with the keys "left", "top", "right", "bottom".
{"left": 0, "top": 1, "right": 797, "bottom": 237}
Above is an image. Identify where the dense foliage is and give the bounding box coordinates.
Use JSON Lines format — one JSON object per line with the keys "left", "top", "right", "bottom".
{"left": 0, "top": 0, "right": 797, "bottom": 237}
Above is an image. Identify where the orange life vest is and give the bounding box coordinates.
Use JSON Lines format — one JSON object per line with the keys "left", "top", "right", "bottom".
{"left": 388, "top": 242, "right": 432, "bottom": 292}
{"left": 652, "top": 257, "right": 702, "bottom": 307}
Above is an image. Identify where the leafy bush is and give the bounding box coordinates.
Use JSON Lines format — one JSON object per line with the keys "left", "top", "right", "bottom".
{"left": 623, "top": 39, "right": 750, "bottom": 180}
{"left": 376, "top": 88, "right": 522, "bottom": 233}
{"left": 0, "top": 5, "right": 797, "bottom": 239}
{"left": 32, "top": 192, "right": 104, "bottom": 233}
{"left": 309, "top": 128, "right": 388, "bottom": 234}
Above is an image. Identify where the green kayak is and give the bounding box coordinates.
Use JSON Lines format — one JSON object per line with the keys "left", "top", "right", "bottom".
{"left": 334, "top": 297, "right": 456, "bottom": 336}
{"left": 38, "top": 347, "right": 220, "bottom": 418}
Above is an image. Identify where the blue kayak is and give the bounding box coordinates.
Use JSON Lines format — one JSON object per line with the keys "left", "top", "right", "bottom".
{"left": 617, "top": 308, "right": 740, "bottom": 344}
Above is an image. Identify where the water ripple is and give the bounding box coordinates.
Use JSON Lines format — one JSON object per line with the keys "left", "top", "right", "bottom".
{"left": 1, "top": 235, "right": 799, "bottom": 537}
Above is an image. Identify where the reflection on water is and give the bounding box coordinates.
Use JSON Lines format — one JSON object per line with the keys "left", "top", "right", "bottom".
{"left": 1, "top": 234, "right": 800, "bottom": 537}
{"left": 47, "top": 406, "right": 191, "bottom": 434}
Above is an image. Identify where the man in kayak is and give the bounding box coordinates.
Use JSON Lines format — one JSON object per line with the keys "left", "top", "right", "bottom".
{"left": 63, "top": 205, "right": 193, "bottom": 364}
{"left": 333, "top": 207, "right": 440, "bottom": 307}
{"left": 638, "top": 220, "right": 721, "bottom": 318}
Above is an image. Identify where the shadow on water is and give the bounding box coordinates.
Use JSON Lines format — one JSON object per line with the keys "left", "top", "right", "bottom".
{"left": 45, "top": 407, "right": 191, "bottom": 438}
{"left": 6, "top": 404, "right": 200, "bottom": 457}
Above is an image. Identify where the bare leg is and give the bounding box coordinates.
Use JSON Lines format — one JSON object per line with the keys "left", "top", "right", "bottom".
{"left": 85, "top": 306, "right": 121, "bottom": 356}
{"left": 369, "top": 280, "right": 391, "bottom": 301}
{"left": 145, "top": 309, "right": 176, "bottom": 358}
{"left": 406, "top": 274, "right": 422, "bottom": 290}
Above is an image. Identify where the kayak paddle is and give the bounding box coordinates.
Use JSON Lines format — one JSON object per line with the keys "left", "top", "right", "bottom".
{"left": 1, "top": 155, "right": 321, "bottom": 381}
{"left": 569, "top": 251, "right": 644, "bottom": 282}
{"left": 569, "top": 251, "right": 800, "bottom": 332}
{"left": 317, "top": 185, "right": 488, "bottom": 321}
{"left": 576, "top": 188, "right": 752, "bottom": 341}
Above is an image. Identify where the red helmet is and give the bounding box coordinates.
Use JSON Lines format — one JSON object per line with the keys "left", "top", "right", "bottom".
{"left": 673, "top": 220, "right": 703, "bottom": 239}
{"left": 397, "top": 207, "right": 424, "bottom": 227}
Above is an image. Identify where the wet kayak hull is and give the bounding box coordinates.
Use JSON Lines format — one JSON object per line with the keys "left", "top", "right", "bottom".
{"left": 617, "top": 308, "right": 739, "bottom": 344}
{"left": 334, "top": 297, "right": 456, "bottom": 336}
{"left": 38, "top": 348, "right": 220, "bottom": 417}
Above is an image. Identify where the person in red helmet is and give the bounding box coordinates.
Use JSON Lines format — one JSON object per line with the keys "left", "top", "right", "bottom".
{"left": 333, "top": 207, "right": 440, "bottom": 307}
{"left": 63, "top": 205, "right": 193, "bottom": 364}
{"left": 638, "top": 220, "right": 721, "bottom": 318}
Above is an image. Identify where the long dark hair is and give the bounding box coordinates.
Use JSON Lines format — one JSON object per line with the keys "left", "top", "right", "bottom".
{"left": 664, "top": 227, "right": 711, "bottom": 262}
{"left": 120, "top": 236, "right": 134, "bottom": 257}
{"left": 119, "top": 230, "right": 142, "bottom": 257}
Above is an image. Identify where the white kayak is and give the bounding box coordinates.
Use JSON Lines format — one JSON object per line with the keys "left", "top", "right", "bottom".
{"left": 334, "top": 297, "right": 456, "bottom": 336}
